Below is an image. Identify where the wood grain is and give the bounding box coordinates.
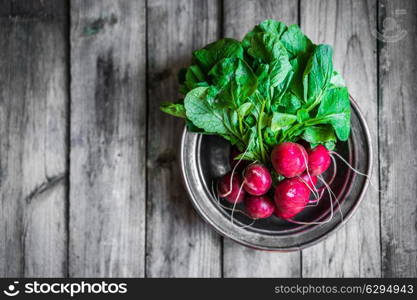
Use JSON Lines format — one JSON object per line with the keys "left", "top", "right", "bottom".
{"left": 223, "top": 0, "right": 299, "bottom": 39}
{"left": 69, "top": 0, "right": 146, "bottom": 277}
{"left": 379, "top": 0, "right": 417, "bottom": 277}
{"left": 146, "top": 0, "right": 221, "bottom": 277}
{"left": 222, "top": 0, "right": 301, "bottom": 278}
{"left": 0, "top": 0, "right": 68, "bottom": 276}
{"left": 0, "top": 0, "right": 11, "bottom": 16}
{"left": 10, "top": 0, "right": 67, "bottom": 17}
{"left": 300, "top": 0, "right": 381, "bottom": 277}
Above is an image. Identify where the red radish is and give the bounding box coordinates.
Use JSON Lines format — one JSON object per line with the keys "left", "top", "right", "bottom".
{"left": 307, "top": 145, "right": 331, "bottom": 176}
{"left": 298, "top": 172, "right": 318, "bottom": 191}
{"left": 243, "top": 164, "right": 272, "bottom": 196}
{"left": 274, "top": 177, "right": 310, "bottom": 219}
{"left": 218, "top": 172, "right": 245, "bottom": 204}
{"left": 245, "top": 195, "right": 275, "bottom": 219}
{"left": 271, "top": 142, "right": 308, "bottom": 178}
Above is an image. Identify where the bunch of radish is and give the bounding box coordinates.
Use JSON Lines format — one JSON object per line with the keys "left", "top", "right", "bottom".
{"left": 217, "top": 142, "right": 333, "bottom": 222}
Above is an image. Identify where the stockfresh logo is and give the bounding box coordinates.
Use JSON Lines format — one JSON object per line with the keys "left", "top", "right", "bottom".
{"left": 3, "top": 281, "right": 20, "bottom": 297}
{"left": 371, "top": 8, "right": 408, "bottom": 43}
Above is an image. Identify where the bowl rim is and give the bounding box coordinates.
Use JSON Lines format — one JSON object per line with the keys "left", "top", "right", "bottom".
{"left": 180, "top": 96, "right": 373, "bottom": 251}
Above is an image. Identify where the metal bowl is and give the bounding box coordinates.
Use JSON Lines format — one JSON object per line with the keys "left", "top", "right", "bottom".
{"left": 180, "top": 97, "right": 372, "bottom": 251}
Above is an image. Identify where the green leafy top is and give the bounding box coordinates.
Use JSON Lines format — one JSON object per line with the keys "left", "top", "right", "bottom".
{"left": 161, "top": 20, "right": 351, "bottom": 164}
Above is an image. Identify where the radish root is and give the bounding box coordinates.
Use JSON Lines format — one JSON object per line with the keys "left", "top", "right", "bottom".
{"left": 301, "top": 149, "right": 320, "bottom": 199}
{"left": 223, "top": 146, "right": 250, "bottom": 198}
{"left": 230, "top": 181, "right": 245, "bottom": 224}
{"left": 217, "top": 146, "right": 261, "bottom": 227}
{"left": 288, "top": 184, "right": 334, "bottom": 225}
{"left": 318, "top": 175, "right": 343, "bottom": 221}
{"left": 211, "top": 181, "right": 256, "bottom": 228}
{"left": 329, "top": 150, "right": 379, "bottom": 192}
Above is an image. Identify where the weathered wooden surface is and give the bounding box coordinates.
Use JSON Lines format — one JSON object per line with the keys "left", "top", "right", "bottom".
{"left": 69, "top": 0, "right": 146, "bottom": 276}
{"left": 0, "top": 0, "right": 416, "bottom": 278}
{"left": 222, "top": 0, "right": 301, "bottom": 278}
{"left": 0, "top": 0, "right": 68, "bottom": 276}
{"left": 146, "top": 0, "right": 221, "bottom": 278}
{"left": 300, "top": 0, "right": 381, "bottom": 277}
{"left": 379, "top": 0, "right": 417, "bottom": 277}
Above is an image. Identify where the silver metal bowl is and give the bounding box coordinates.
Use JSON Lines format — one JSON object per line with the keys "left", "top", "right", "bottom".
{"left": 180, "top": 97, "right": 372, "bottom": 251}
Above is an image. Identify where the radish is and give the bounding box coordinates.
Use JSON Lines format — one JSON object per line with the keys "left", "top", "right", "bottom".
{"left": 218, "top": 172, "right": 245, "bottom": 204}
{"left": 307, "top": 144, "right": 331, "bottom": 176}
{"left": 245, "top": 195, "right": 275, "bottom": 219}
{"left": 274, "top": 177, "right": 310, "bottom": 219}
{"left": 243, "top": 164, "right": 272, "bottom": 196}
{"left": 271, "top": 142, "right": 308, "bottom": 178}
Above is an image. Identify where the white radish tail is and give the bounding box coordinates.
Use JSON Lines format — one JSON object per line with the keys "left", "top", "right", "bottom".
{"left": 329, "top": 150, "right": 379, "bottom": 192}
{"left": 211, "top": 181, "right": 256, "bottom": 228}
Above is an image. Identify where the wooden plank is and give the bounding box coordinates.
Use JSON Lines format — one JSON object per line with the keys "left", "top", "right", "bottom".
{"left": 300, "top": 0, "right": 380, "bottom": 277}
{"left": 0, "top": 0, "right": 11, "bottom": 16}
{"left": 222, "top": 0, "right": 301, "bottom": 278}
{"left": 379, "top": 0, "right": 417, "bottom": 277}
{"left": 146, "top": 0, "right": 221, "bottom": 277}
{"left": 223, "top": 0, "right": 299, "bottom": 39}
{"left": 0, "top": 1, "right": 68, "bottom": 276}
{"left": 69, "top": 0, "right": 146, "bottom": 277}
{"left": 11, "top": 0, "right": 67, "bottom": 17}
